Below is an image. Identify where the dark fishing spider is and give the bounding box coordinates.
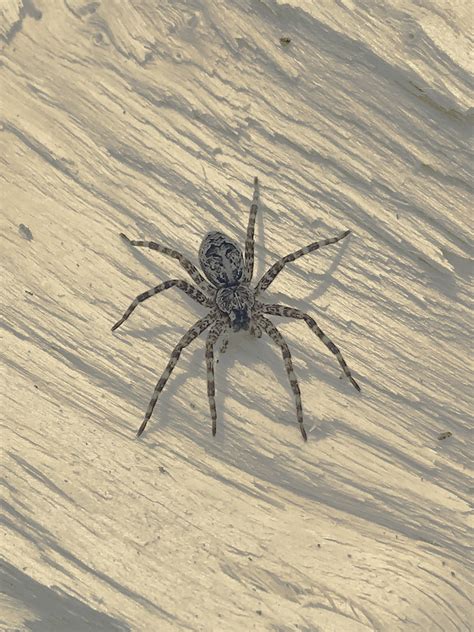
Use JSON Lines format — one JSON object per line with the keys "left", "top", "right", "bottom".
{"left": 112, "top": 177, "right": 360, "bottom": 440}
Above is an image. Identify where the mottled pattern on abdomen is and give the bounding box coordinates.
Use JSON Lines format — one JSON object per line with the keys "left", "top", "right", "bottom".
{"left": 199, "top": 231, "right": 244, "bottom": 287}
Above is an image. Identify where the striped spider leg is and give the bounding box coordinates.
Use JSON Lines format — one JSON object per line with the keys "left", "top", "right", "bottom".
{"left": 112, "top": 279, "right": 213, "bottom": 332}
{"left": 205, "top": 319, "right": 228, "bottom": 435}
{"left": 243, "top": 176, "right": 259, "bottom": 283}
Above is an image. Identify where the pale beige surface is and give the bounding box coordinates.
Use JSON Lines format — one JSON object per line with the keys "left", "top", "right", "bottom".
{"left": 1, "top": 1, "right": 472, "bottom": 631}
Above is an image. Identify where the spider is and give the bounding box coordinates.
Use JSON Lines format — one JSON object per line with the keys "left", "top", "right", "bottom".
{"left": 112, "top": 177, "right": 360, "bottom": 440}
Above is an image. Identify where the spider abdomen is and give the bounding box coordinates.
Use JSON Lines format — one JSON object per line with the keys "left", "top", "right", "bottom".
{"left": 199, "top": 231, "right": 244, "bottom": 287}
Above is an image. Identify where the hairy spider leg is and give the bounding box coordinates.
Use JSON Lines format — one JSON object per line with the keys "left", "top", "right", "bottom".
{"left": 255, "top": 315, "right": 307, "bottom": 441}
{"left": 256, "top": 303, "right": 360, "bottom": 392}
{"left": 112, "top": 279, "right": 211, "bottom": 332}
{"left": 243, "top": 176, "right": 259, "bottom": 283}
{"left": 205, "top": 319, "right": 227, "bottom": 435}
{"left": 120, "top": 233, "right": 213, "bottom": 294}
{"left": 136, "top": 311, "right": 217, "bottom": 437}
{"left": 256, "top": 230, "right": 350, "bottom": 294}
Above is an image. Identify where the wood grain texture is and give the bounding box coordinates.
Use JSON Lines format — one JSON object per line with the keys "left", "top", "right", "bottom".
{"left": 1, "top": 1, "right": 471, "bottom": 630}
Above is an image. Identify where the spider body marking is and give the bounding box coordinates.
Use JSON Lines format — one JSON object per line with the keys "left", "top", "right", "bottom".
{"left": 113, "top": 176, "right": 360, "bottom": 440}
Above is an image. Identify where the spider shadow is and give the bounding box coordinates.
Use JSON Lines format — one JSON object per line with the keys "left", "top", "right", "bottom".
{"left": 120, "top": 322, "right": 178, "bottom": 343}
{"left": 254, "top": 220, "right": 353, "bottom": 312}
{"left": 210, "top": 329, "right": 315, "bottom": 440}
{"left": 133, "top": 325, "right": 306, "bottom": 442}
{"left": 132, "top": 328, "right": 219, "bottom": 438}
{"left": 303, "top": 228, "right": 353, "bottom": 306}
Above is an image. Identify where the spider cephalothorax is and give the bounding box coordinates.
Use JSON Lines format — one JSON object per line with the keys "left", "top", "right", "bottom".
{"left": 113, "top": 177, "right": 360, "bottom": 441}
{"left": 215, "top": 285, "right": 255, "bottom": 332}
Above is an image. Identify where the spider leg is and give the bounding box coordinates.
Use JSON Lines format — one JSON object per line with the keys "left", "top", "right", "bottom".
{"left": 249, "top": 321, "right": 262, "bottom": 338}
{"left": 136, "top": 311, "right": 216, "bottom": 437}
{"left": 112, "top": 279, "right": 211, "bottom": 331}
{"left": 205, "top": 319, "right": 227, "bottom": 435}
{"left": 243, "top": 176, "right": 259, "bottom": 283}
{"left": 256, "top": 303, "right": 360, "bottom": 392}
{"left": 255, "top": 230, "right": 350, "bottom": 295}
{"left": 255, "top": 314, "right": 307, "bottom": 441}
{"left": 120, "top": 233, "right": 213, "bottom": 294}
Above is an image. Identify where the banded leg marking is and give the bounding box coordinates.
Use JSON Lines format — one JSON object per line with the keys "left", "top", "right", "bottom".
{"left": 243, "top": 176, "right": 260, "bottom": 283}
{"left": 205, "top": 320, "right": 226, "bottom": 436}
